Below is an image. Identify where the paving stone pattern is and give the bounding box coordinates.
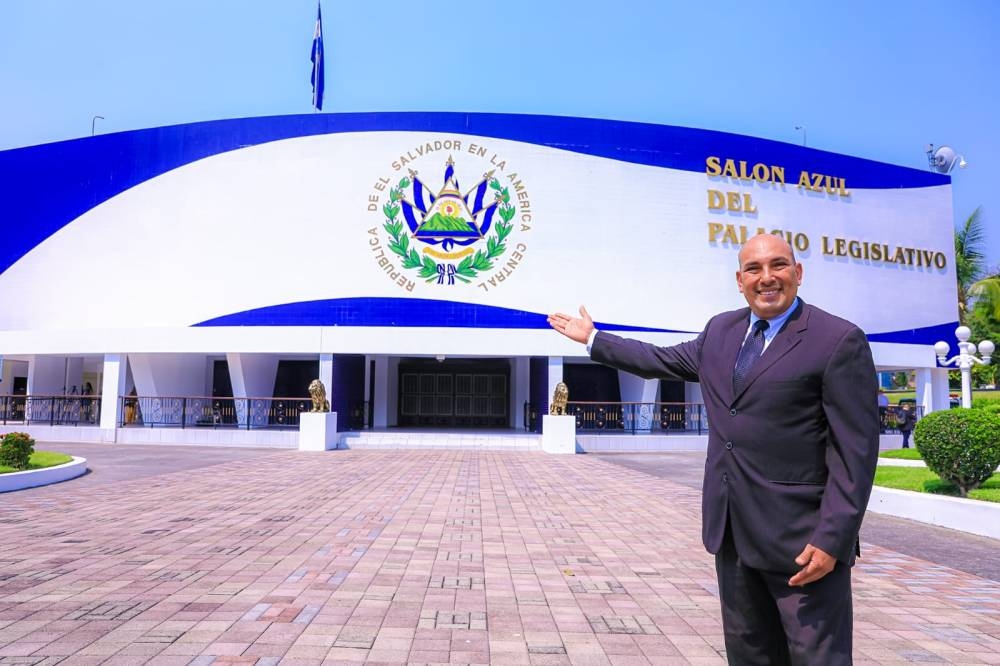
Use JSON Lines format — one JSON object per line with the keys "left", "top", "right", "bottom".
{"left": 0, "top": 448, "right": 998, "bottom": 664}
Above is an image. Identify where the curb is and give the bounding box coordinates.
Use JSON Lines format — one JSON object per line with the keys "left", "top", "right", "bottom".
{"left": 867, "top": 485, "right": 1000, "bottom": 540}
{"left": 0, "top": 456, "right": 88, "bottom": 493}
{"left": 876, "top": 457, "right": 928, "bottom": 468}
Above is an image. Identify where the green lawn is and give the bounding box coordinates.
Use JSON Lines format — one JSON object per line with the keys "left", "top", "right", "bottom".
{"left": 0, "top": 450, "right": 74, "bottom": 474}
{"left": 883, "top": 389, "right": 1000, "bottom": 404}
{"left": 879, "top": 448, "right": 923, "bottom": 460}
{"left": 873, "top": 466, "right": 1000, "bottom": 503}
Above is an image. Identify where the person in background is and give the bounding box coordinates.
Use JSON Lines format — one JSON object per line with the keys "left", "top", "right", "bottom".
{"left": 82, "top": 382, "right": 94, "bottom": 423}
{"left": 877, "top": 390, "right": 890, "bottom": 433}
{"left": 896, "top": 402, "right": 915, "bottom": 448}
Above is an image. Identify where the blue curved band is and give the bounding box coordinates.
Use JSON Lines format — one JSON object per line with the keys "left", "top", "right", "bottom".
{"left": 194, "top": 296, "right": 956, "bottom": 346}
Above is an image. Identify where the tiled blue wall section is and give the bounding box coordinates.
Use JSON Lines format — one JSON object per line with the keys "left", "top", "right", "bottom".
{"left": 331, "top": 355, "right": 365, "bottom": 432}
{"left": 529, "top": 357, "right": 548, "bottom": 434}
{"left": 195, "top": 298, "right": 681, "bottom": 333}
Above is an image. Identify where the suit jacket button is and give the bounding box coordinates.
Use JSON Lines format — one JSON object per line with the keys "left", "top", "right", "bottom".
{"left": 722, "top": 472, "right": 729, "bottom": 483}
{"left": 725, "top": 441, "right": 733, "bottom": 450}
{"left": 729, "top": 408, "right": 737, "bottom": 416}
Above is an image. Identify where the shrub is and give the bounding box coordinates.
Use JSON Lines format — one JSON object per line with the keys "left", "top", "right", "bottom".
{"left": 914, "top": 410, "right": 1000, "bottom": 497}
{"left": 976, "top": 403, "right": 1000, "bottom": 416}
{"left": 0, "top": 432, "right": 35, "bottom": 471}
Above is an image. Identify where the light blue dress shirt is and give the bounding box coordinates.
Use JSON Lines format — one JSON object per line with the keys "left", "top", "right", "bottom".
{"left": 744, "top": 297, "right": 800, "bottom": 353}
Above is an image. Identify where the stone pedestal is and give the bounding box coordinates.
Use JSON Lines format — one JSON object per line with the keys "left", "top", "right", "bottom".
{"left": 542, "top": 415, "right": 577, "bottom": 454}
{"left": 299, "top": 412, "right": 338, "bottom": 451}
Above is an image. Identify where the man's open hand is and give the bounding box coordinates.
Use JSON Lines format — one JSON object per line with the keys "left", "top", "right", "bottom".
{"left": 789, "top": 544, "right": 836, "bottom": 586}
{"left": 547, "top": 306, "right": 595, "bottom": 344}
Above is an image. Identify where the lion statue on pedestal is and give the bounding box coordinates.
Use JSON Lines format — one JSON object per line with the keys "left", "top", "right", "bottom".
{"left": 308, "top": 379, "right": 330, "bottom": 413}
{"left": 549, "top": 381, "right": 569, "bottom": 415}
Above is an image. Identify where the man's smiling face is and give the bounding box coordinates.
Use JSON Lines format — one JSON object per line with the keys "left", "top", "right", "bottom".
{"left": 736, "top": 234, "right": 803, "bottom": 319}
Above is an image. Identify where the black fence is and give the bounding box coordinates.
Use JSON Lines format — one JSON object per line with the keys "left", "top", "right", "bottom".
{"left": 120, "top": 396, "right": 312, "bottom": 429}
{"left": 526, "top": 401, "right": 924, "bottom": 434}
{"left": 0, "top": 395, "right": 102, "bottom": 425}
{"left": 526, "top": 401, "right": 708, "bottom": 434}
{"left": 0, "top": 394, "right": 370, "bottom": 430}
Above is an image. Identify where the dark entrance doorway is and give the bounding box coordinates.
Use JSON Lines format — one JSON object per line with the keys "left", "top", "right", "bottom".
{"left": 274, "top": 360, "right": 318, "bottom": 397}
{"left": 398, "top": 358, "right": 509, "bottom": 427}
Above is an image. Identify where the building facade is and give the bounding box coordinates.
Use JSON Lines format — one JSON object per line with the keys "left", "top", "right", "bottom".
{"left": 0, "top": 112, "right": 958, "bottom": 445}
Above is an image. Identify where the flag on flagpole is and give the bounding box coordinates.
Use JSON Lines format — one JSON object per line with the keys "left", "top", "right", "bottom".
{"left": 310, "top": 3, "right": 325, "bottom": 111}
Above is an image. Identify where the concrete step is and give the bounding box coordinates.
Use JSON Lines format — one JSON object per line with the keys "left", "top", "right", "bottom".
{"left": 339, "top": 429, "right": 541, "bottom": 451}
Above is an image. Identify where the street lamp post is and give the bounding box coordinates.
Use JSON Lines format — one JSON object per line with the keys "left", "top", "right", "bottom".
{"left": 934, "top": 326, "right": 994, "bottom": 408}
{"left": 794, "top": 125, "right": 807, "bottom": 147}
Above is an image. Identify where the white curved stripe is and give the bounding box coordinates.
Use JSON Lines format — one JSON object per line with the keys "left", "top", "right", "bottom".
{"left": 0, "top": 131, "right": 956, "bottom": 335}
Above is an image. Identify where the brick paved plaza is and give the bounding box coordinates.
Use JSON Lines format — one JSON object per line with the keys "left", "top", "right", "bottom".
{"left": 1, "top": 446, "right": 999, "bottom": 664}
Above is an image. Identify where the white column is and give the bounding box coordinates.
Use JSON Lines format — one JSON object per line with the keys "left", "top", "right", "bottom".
{"left": 618, "top": 371, "right": 658, "bottom": 431}
{"left": 618, "top": 372, "right": 658, "bottom": 402}
{"left": 386, "top": 357, "right": 400, "bottom": 426}
{"left": 129, "top": 353, "right": 211, "bottom": 426}
{"left": 373, "top": 355, "right": 389, "bottom": 427}
{"left": 27, "top": 356, "right": 65, "bottom": 395}
{"left": 364, "top": 355, "right": 373, "bottom": 403}
{"left": 226, "top": 353, "right": 279, "bottom": 426}
{"left": 1, "top": 359, "right": 27, "bottom": 394}
{"left": 511, "top": 357, "right": 529, "bottom": 429}
{"left": 99, "top": 354, "right": 127, "bottom": 437}
{"left": 686, "top": 382, "right": 705, "bottom": 431}
{"left": 924, "top": 367, "right": 951, "bottom": 413}
{"left": 319, "top": 353, "right": 334, "bottom": 401}
{"left": 226, "top": 353, "right": 279, "bottom": 398}
{"left": 547, "top": 356, "right": 564, "bottom": 407}
{"left": 130, "top": 353, "right": 210, "bottom": 397}
{"left": 915, "top": 368, "right": 931, "bottom": 414}
{"left": 65, "top": 357, "right": 84, "bottom": 394}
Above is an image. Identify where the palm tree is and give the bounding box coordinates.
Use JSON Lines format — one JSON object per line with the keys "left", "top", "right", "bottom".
{"left": 954, "top": 207, "right": 1000, "bottom": 321}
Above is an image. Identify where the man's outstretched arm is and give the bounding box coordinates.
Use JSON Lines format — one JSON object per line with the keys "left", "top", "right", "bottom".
{"left": 549, "top": 305, "right": 703, "bottom": 383}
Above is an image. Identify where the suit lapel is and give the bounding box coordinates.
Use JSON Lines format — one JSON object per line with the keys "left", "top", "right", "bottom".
{"left": 732, "top": 302, "right": 810, "bottom": 402}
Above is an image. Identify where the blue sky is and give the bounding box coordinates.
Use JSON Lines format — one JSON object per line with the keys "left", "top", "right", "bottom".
{"left": 2, "top": 0, "right": 997, "bottom": 265}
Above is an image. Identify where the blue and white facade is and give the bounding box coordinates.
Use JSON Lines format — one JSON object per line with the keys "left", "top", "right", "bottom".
{"left": 0, "top": 112, "right": 958, "bottom": 444}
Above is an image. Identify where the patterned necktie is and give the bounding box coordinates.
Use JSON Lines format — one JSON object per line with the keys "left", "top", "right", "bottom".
{"left": 733, "top": 319, "right": 769, "bottom": 393}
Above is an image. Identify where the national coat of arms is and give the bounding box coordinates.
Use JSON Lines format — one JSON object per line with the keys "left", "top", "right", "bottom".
{"left": 380, "top": 156, "right": 517, "bottom": 285}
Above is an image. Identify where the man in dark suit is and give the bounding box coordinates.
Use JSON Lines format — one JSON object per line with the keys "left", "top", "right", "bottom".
{"left": 548, "top": 234, "right": 879, "bottom": 665}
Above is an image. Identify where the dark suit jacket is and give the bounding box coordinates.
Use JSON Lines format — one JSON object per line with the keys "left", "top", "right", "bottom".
{"left": 592, "top": 301, "right": 879, "bottom": 574}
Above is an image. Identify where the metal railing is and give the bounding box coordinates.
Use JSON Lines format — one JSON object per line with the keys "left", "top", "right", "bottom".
{"left": 526, "top": 401, "right": 924, "bottom": 435}
{"left": 0, "top": 395, "right": 102, "bottom": 426}
{"left": 120, "top": 395, "right": 310, "bottom": 429}
{"left": 0, "top": 394, "right": 371, "bottom": 430}
{"left": 525, "top": 401, "right": 708, "bottom": 434}
{"left": 569, "top": 401, "right": 708, "bottom": 434}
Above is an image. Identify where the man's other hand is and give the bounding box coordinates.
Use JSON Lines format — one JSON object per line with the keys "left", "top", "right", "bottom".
{"left": 789, "top": 544, "right": 836, "bottom": 586}
{"left": 547, "top": 306, "right": 595, "bottom": 344}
